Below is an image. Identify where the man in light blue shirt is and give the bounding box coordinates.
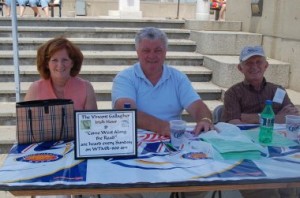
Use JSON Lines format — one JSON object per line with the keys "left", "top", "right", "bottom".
{"left": 112, "top": 27, "right": 214, "bottom": 137}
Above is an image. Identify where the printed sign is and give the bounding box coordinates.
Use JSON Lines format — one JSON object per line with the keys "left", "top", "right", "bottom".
{"left": 74, "top": 110, "right": 137, "bottom": 159}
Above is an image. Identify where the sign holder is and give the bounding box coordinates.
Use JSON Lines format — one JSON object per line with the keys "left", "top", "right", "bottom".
{"left": 74, "top": 109, "right": 137, "bottom": 159}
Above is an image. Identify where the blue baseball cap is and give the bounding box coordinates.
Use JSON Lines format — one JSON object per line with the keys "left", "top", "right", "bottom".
{"left": 239, "top": 46, "right": 265, "bottom": 62}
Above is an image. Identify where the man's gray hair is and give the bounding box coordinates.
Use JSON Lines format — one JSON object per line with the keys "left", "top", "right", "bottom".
{"left": 135, "top": 27, "right": 168, "bottom": 50}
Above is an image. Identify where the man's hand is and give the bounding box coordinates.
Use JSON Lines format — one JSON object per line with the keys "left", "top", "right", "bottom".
{"left": 186, "top": 100, "right": 215, "bottom": 135}
{"left": 277, "top": 104, "right": 299, "bottom": 115}
{"left": 241, "top": 113, "right": 260, "bottom": 124}
{"left": 157, "top": 121, "right": 171, "bottom": 137}
{"left": 275, "top": 104, "right": 299, "bottom": 123}
{"left": 193, "top": 118, "right": 215, "bottom": 136}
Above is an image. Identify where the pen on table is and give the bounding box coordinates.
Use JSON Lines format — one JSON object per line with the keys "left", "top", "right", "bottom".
{"left": 160, "top": 141, "right": 178, "bottom": 152}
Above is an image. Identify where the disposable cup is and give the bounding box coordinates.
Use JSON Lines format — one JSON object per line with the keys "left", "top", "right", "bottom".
{"left": 169, "top": 120, "right": 186, "bottom": 150}
{"left": 285, "top": 115, "right": 300, "bottom": 140}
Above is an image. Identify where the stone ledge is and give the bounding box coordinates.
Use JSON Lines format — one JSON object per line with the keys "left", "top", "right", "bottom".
{"left": 204, "top": 55, "right": 290, "bottom": 88}
{"left": 185, "top": 20, "right": 242, "bottom": 31}
{"left": 190, "top": 31, "right": 262, "bottom": 55}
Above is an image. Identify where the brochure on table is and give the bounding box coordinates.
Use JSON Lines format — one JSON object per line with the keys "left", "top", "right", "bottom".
{"left": 74, "top": 109, "right": 137, "bottom": 159}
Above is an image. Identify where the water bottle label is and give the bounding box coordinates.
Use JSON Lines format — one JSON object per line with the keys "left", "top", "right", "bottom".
{"left": 261, "top": 117, "right": 274, "bottom": 127}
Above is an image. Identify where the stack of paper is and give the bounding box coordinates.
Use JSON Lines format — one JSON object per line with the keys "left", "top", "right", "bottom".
{"left": 202, "top": 138, "right": 262, "bottom": 160}
{"left": 200, "top": 122, "right": 264, "bottom": 160}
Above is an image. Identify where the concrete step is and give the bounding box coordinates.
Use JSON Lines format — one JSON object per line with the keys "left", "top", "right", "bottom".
{"left": 0, "top": 80, "right": 223, "bottom": 103}
{"left": 0, "top": 18, "right": 186, "bottom": 28}
{"left": 0, "top": 100, "right": 223, "bottom": 153}
{"left": 0, "top": 65, "right": 212, "bottom": 82}
{"left": 0, "top": 51, "right": 204, "bottom": 66}
{"left": 204, "top": 55, "right": 290, "bottom": 88}
{"left": 0, "top": 37, "right": 196, "bottom": 52}
{"left": 185, "top": 20, "right": 242, "bottom": 31}
{"left": 190, "top": 31, "right": 263, "bottom": 55}
{"left": 0, "top": 26, "right": 192, "bottom": 39}
{"left": 0, "top": 18, "right": 244, "bottom": 33}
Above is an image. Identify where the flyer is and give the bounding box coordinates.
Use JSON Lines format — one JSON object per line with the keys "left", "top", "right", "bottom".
{"left": 74, "top": 110, "right": 137, "bottom": 159}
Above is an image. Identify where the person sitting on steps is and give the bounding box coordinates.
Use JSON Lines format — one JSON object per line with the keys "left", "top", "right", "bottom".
{"left": 16, "top": 0, "right": 50, "bottom": 17}
{"left": 17, "top": 0, "right": 39, "bottom": 17}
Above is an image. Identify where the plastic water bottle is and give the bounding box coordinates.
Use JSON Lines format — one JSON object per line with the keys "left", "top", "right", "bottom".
{"left": 259, "top": 100, "right": 275, "bottom": 143}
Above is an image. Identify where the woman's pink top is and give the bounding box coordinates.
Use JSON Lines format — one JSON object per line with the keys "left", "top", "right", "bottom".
{"left": 35, "top": 77, "right": 87, "bottom": 110}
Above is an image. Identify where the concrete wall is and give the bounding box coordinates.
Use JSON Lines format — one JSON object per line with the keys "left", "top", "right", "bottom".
{"left": 226, "top": 0, "right": 300, "bottom": 92}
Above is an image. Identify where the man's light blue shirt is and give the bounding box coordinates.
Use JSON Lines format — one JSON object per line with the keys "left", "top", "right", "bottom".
{"left": 112, "top": 63, "right": 201, "bottom": 121}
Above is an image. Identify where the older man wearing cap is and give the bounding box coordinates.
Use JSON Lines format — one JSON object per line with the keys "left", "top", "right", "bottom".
{"left": 221, "top": 45, "right": 299, "bottom": 124}
{"left": 221, "top": 46, "right": 299, "bottom": 198}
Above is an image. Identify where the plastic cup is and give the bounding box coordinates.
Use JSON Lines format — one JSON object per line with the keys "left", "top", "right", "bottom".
{"left": 169, "top": 120, "right": 186, "bottom": 150}
{"left": 285, "top": 115, "right": 300, "bottom": 140}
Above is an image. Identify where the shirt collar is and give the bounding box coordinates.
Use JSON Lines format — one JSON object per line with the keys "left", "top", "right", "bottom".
{"left": 134, "top": 63, "right": 170, "bottom": 86}
{"left": 242, "top": 77, "right": 267, "bottom": 92}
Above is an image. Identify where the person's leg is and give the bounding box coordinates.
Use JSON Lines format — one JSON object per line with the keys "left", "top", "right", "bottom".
{"left": 43, "top": 5, "right": 49, "bottom": 17}
{"left": 3, "top": 4, "right": 10, "bottom": 16}
{"left": 4, "top": 0, "right": 11, "bottom": 16}
{"left": 19, "top": 6, "right": 26, "bottom": 16}
{"left": 6, "top": 5, "right": 11, "bottom": 16}
{"left": 39, "top": 0, "right": 49, "bottom": 17}
{"left": 17, "top": 0, "right": 27, "bottom": 17}
{"left": 218, "top": 3, "right": 226, "bottom": 21}
{"left": 32, "top": 6, "right": 40, "bottom": 16}
{"left": 29, "top": 0, "right": 40, "bottom": 17}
